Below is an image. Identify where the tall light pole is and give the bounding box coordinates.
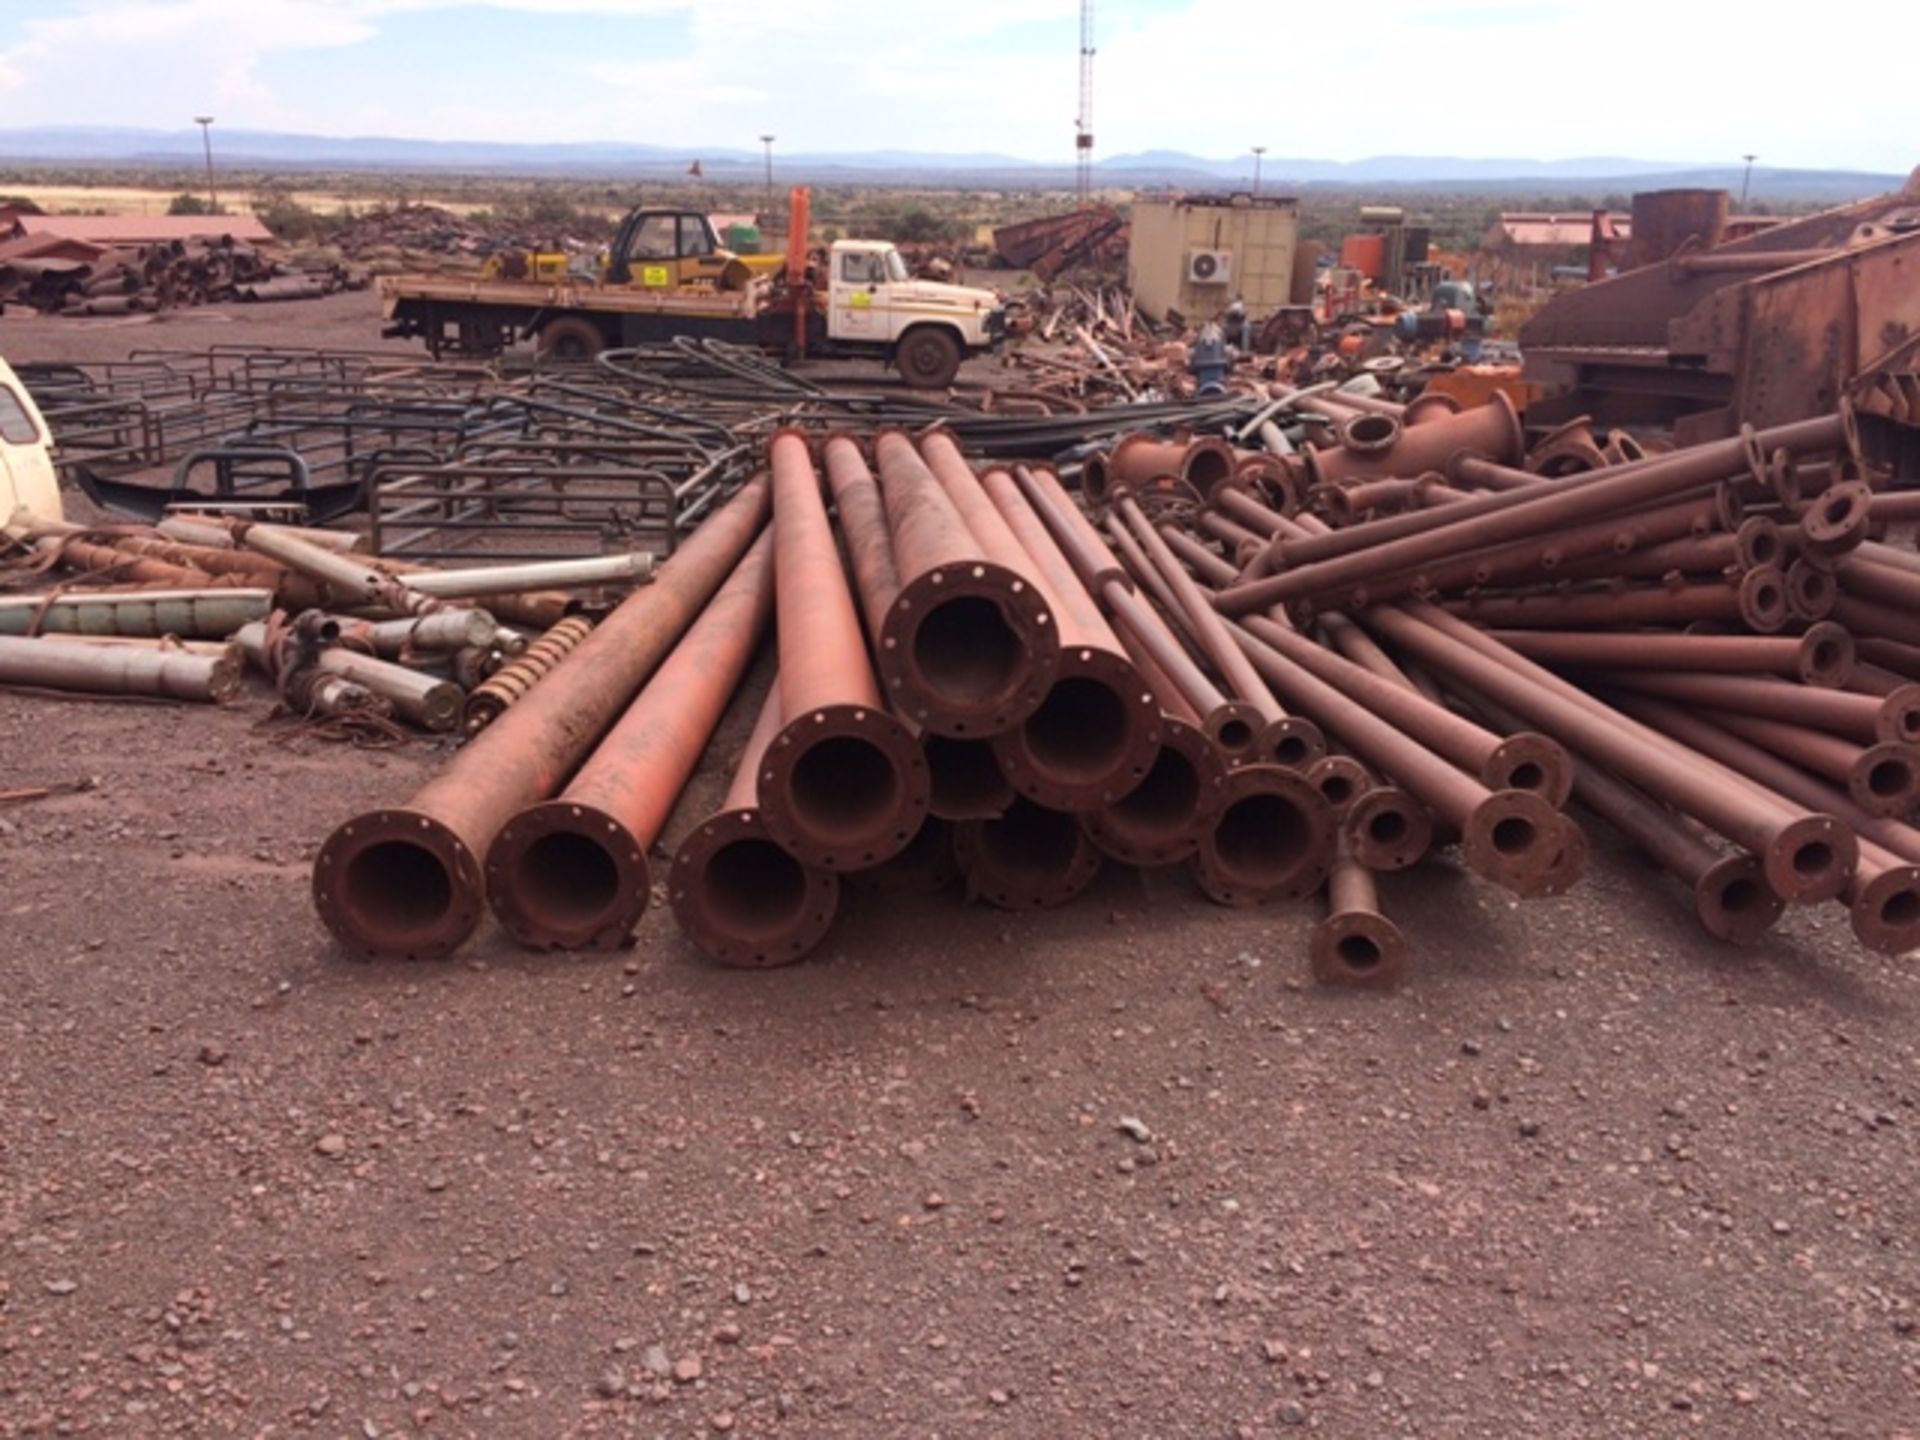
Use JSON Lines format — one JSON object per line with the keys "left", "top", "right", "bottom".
{"left": 1252, "top": 145, "right": 1266, "bottom": 196}
{"left": 758, "top": 134, "right": 776, "bottom": 224}
{"left": 1739, "top": 152, "right": 1758, "bottom": 209}
{"left": 193, "top": 115, "right": 217, "bottom": 212}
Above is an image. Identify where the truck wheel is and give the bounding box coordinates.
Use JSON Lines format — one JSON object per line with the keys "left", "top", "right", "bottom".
{"left": 896, "top": 326, "right": 962, "bottom": 389}
{"left": 537, "top": 316, "right": 606, "bottom": 361}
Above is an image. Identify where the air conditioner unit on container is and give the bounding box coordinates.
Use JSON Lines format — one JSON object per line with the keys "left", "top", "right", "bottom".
{"left": 1187, "top": 249, "right": 1232, "bottom": 284}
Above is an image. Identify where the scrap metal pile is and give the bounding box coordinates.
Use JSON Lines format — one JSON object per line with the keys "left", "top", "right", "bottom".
{"left": 309, "top": 374, "right": 1920, "bottom": 980}
{"left": 0, "top": 237, "right": 365, "bottom": 316}
{"left": 12, "top": 337, "right": 1920, "bottom": 982}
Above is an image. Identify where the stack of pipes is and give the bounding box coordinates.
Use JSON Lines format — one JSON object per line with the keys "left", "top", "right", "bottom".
{"left": 310, "top": 426, "right": 1591, "bottom": 982}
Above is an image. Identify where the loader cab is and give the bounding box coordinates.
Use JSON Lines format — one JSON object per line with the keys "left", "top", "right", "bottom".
{"left": 605, "top": 208, "right": 751, "bottom": 291}
{"left": 0, "top": 357, "right": 60, "bottom": 526}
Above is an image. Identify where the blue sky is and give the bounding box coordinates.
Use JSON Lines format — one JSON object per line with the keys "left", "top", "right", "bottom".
{"left": 0, "top": 0, "right": 1912, "bottom": 170}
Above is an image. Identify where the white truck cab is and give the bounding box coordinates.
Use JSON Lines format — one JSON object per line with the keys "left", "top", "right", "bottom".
{"left": 825, "top": 240, "right": 1005, "bottom": 387}
{"left": 0, "top": 357, "right": 60, "bottom": 526}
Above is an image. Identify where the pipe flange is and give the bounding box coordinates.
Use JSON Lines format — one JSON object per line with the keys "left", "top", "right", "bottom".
{"left": 1850, "top": 863, "right": 1920, "bottom": 955}
{"left": 1462, "top": 789, "right": 1574, "bottom": 896}
{"left": 1481, "top": 732, "right": 1573, "bottom": 808}
{"left": 1737, "top": 567, "right": 1790, "bottom": 632}
{"left": 1082, "top": 718, "right": 1224, "bottom": 868}
{"left": 1192, "top": 763, "right": 1335, "bottom": 906}
{"left": 1694, "top": 853, "right": 1784, "bottom": 943}
{"left": 990, "top": 646, "right": 1164, "bottom": 812}
{"left": 954, "top": 797, "right": 1103, "bottom": 909}
{"left": 1800, "top": 481, "right": 1873, "bottom": 556}
{"left": 485, "top": 799, "right": 648, "bottom": 952}
{"left": 758, "top": 703, "right": 931, "bottom": 871}
{"left": 1344, "top": 785, "right": 1435, "bottom": 872}
{"left": 669, "top": 807, "right": 839, "bottom": 968}
{"left": 1309, "top": 907, "right": 1408, "bottom": 989}
{"left": 312, "top": 808, "right": 486, "bottom": 961}
{"left": 1305, "top": 754, "right": 1371, "bottom": 819}
{"left": 877, "top": 559, "right": 1060, "bottom": 737}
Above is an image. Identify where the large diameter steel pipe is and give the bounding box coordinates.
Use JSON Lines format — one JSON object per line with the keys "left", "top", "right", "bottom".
{"left": 1220, "top": 412, "right": 1849, "bottom": 614}
{"left": 483, "top": 531, "right": 775, "bottom": 950}
{"left": 1367, "top": 601, "right": 1855, "bottom": 903}
{"left": 1192, "top": 763, "right": 1337, "bottom": 905}
{"left": 969, "top": 464, "right": 1162, "bottom": 812}
{"left": 0, "top": 633, "right": 239, "bottom": 703}
{"left": 871, "top": 429, "right": 1058, "bottom": 736}
{"left": 759, "top": 432, "right": 929, "bottom": 871}
{"left": 955, "top": 796, "right": 1102, "bottom": 909}
{"left": 312, "top": 475, "right": 771, "bottom": 961}
{"left": 670, "top": 682, "right": 839, "bottom": 967}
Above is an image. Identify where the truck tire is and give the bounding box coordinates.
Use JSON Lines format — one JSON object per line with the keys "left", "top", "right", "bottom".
{"left": 896, "top": 325, "right": 963, "bottom": 389}
{"left": 537, "top": 315, "right": 607, "bottom": 361}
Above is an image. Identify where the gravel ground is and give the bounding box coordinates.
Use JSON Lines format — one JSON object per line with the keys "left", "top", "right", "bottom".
{"left": 2, "top": 295, "right": 1918, "bottom": 1439}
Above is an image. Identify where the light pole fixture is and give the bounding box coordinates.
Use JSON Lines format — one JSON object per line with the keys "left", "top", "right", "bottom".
{"left": 1740, "top": 153, "right": 1758, "bottom": 208}
{"left": 193, "top": 115, "right": 218, "bottom": 212}
{"left": 1252, "top": 145, "right": 1267, "bottom": 196}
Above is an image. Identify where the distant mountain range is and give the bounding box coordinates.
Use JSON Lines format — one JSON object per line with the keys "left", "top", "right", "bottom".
{"left": 0, "top": 126, "right": 1901, "bottom": 201}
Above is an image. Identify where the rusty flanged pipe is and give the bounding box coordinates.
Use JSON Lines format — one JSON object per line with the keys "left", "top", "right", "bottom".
{"left": 1082, "top": 715, "right": 1226, "bottom": 867}
{"left": 671, "top": 684, "right": 840, "bottom": 968}
{"left": 1106, "top": 433, "right": 1239, "bottom": 500}
{"left": 955, "top": 796, "right": 1103, "bottom": 909}
{"left": 1342, "top": 785, "right": 1436, "bottom": 872}
{"left": 1490, "top": 624, "right": 1856, "bottom": 690}
{"left": 850, "top": 815, "right": 960, "bottom": 897}
{"left": 1303, "top": 391, "right": 1522, "bottom": 488}
{"left": 870, "top": 429, "right": 1059, "bottom": 737}
{"left": 962, "top": 461, "right": 1163, "bottom": 811}
{"left": 1192, "top": 763, "right": 1336, "bottom": 905}
{"left": 1306, "top": 753, "right": 1372, "bottom": 818}
{"left": 482, "top": 531, "right": 776, "bottom": 951}
{"left": 1615, "top": 696, "right": 1920, "bottom": 955}
{"left": 1370, "top": 601, "right": 1856, "bottom": 905}
{"left": 1310, "top": 852, "right": 1408, "bottom": 988}
{"left": 760, "top": 431, "right": 929, "bottom": 871}
{"left": 312, "top": 475, "right": 772, "bottom": 962}
{"left": 922, "top": 733, "right": 1016, "bottom": 820}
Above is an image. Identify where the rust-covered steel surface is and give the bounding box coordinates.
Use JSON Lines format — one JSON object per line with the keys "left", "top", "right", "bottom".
{"left": 1523, "top": 182, "right": 1920, "bottom": 447}
{"left": 482, "top": 530, "right": 775, "bottom": 951}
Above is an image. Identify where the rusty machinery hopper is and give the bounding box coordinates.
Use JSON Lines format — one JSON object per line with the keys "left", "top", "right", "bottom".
{"left": 1521, "top": 177, "right": 1920, "bottom": 461}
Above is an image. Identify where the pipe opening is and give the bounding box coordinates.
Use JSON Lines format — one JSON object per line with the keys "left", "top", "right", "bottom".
{"left": 1318, "top": 773, "right": 1355, "bottom": 806}
{"left": 924, "top": 735, "right": 1011, "bottom": 817}
{"left": 1754, "top": 582, "right": 1782, "bottom": 612}
{"left": 1792, "top": 840, "right": 1835, "bottom": 878}
{"left": 1269, "top": 732, "right": 1312, "bottom": 767}
{"left": 1748, "top": 530, "right": 1782, "bottom": 567}
{"left": 1880, "top": 887, "right": 1920, "bottom": 928}
{"left": 1867, "top": 759, "right": 1912, "bottom": 799}
{"left": 1185, "top": 447, "right": 1235, "bottom": 493}
{"left": 1344, "top": 413, "right": 1399, "bottom": 451}
{"left": 1810, "top": 639, "right": 1845, "bottom": 673}
{"left": 1823, "top": 493, "right": 1854, "bottom": 526}
{"left": 913, "top": 595, "right": 1022, "bottom": 713}
{"left": 1719, "top": 876, "right": 1766, "bottom": 915}
{"left": 1505, "top": 761, "right": 1546, "bottom": 793}
{"left": 1108, "top": 745, "right": 1202, "bottom": 834}
{"left": 1491, "top": 816, "right": 1537, "bottom": 856}
{"left": 1216, "top": 717, "right": 1255, "bottom": 752}
{"left": 700, "top": 836, "right": 811, "bottom": 942}
{"left": 980, "top": 800, "right": 1079, "bottom": 871}
{"left": 510, "top": 830, "right": 620, "bottom": 936}
{"left": 1022, "top": 675, "right": 1128, "bottom": 784}
{"left": 1081, "top": 455, "right": 1111, "bottom": 504}
{"left": 1368, "top": 809, "right": 1408, "bottom": 845}
{"left": 1213, "top": 791, "right": 1312, "bottom": 882}
{"left": 344, "top": 840, "right": 452, "bottom": 940}
{"left": 788, "top": 735, "right": 903, "bottom": 845}
{"left": 1336, "top": 932, "right": 1384, "bottom": 973}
